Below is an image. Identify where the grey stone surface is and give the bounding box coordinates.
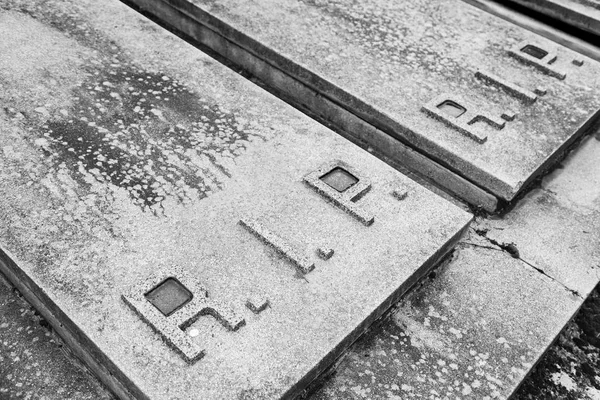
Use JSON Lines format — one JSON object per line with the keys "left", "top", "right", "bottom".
{"left": 127, "top": 0, "right": 600, "bottom": 202}
{"left": 507, "top": 0, "right": 600, "bottom": 37}
{"left": 0, "top": 273, "right": 114, "bottom": 400}
{"left": 302, "top": 160, "right": 374, "bottom": 226}
{"left": 508, "top": 40, "right": 568, "bottom": 79}
{"left": 0, "top": 1, "right": 471, "bottom": 399}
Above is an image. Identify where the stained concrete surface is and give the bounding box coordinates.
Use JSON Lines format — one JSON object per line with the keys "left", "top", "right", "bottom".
{"left": 0, "top": 0, "right": 471, "bottom": 399}
{"left": 128, "top": 0, "right": 600, "bottom": 203}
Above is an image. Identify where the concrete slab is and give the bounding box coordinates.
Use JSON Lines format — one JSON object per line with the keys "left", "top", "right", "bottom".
{"left": 0, "top": 1, "right": 471, "bottom": 399}
{"left": 4, "top": 123, "right": 600, "bottom": 400}
{"left": 125, "top": 0, "right": 600, "bottom": 205}
{"left": 506, "top": 0, "right": 600, "bottom": 37}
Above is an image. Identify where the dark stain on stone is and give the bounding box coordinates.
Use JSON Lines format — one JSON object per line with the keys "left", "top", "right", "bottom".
{"left": 14, "top": 2, "right": 260, "bottom": 212}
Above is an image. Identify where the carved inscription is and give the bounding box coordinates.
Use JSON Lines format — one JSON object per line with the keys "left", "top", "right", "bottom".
{"left": 246, "top": 294, "right": 270, "bottom": 314}
{"left": 316, "top": 247, "right": 334, "bottom": 260}
{"left": 508, "top": 41, "right": 566, "bottom": 80}
{"left": 475, "top": 70, "right": 539, "bottom": 104}
{"left": 303, "top": 161, "right": 374, "bottom": 226}
{"left": 124, "top": 159, "right": 383, "bottom": 360}
{"left": 421, "top": 93, "right": 507, "bottom": 144}
{"left": 122, "top": 267, "right": 245, "bottom": 364}
{"left": 239, "top": 218, "right": 315, "bottom": 274}
{"left": 392, "top": 188, "right": 409, "bottom": 201}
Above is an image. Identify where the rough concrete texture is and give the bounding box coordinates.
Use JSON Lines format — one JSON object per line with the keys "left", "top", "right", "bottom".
{"left": 514, "top": 284, "right": 600, "bottom": 400}
{"left": 134, "top": 0, "right": 600, "bottom": 202}
{"left": 309, "top": 132, "right": 600, "bottom": 399}
{"left": 507, "top": 0, "right": 600, "bottom": 37}
{"left": 478, "top": 135, "right": 600, "bottom": 298}
{"left": 0, "top": 273, "right": 113, "bottom": 400}
{"left": 0, "top": 1, "right": 471, "bottom": 399}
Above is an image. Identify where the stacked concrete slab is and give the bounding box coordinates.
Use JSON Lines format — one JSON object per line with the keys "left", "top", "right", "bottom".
{"left": 127, "top": 0, "right": 600, "bottom": 212}
{"left": 1, "top": 0, "right": 600, "bottom": 399}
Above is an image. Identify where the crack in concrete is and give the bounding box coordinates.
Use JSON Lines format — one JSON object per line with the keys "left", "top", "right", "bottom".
{"left": 471, "top": 227, "right": 583, "bottom": 299}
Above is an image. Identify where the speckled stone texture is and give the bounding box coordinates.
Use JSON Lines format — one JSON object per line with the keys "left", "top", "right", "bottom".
{"left": 0, "top": 1, "right": 471, "bottom": 399}
{"left": 128, "top": 0, "right": 600, "bottom": 203}
{"left": 506, "top": 0, "right": 600, "bottom": 37}
{"left": 0, "top": 274, "right": 113, "bottom": 400}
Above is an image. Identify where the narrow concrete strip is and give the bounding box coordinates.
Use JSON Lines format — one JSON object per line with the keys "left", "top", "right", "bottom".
{"left": 312, "top": 242, "right": 584, "bottom": 400}
{"left": 479, "top": 135, "right": 600, "bottom": 298}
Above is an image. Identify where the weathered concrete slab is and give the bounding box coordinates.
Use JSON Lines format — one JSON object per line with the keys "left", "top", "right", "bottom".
{"left": 0, "top": 1, "right": 471, "bottom": 399}
{"left": 506, "top": 0, "right": 600, "bottom": 37}
{"left": 125, "top": 0, "right": 600, "bottom": 207}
